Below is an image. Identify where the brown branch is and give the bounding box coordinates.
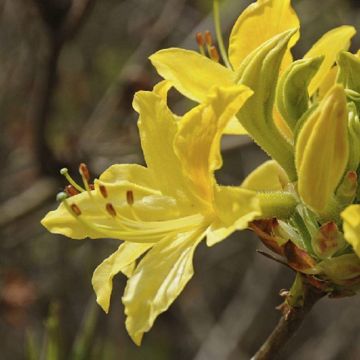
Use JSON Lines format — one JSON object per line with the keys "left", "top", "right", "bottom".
{"left": 251, "top": 285, "right": 325, "bottom": 360}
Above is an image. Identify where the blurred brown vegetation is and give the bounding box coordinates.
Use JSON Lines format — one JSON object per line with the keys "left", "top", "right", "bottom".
{"left": 0, "top": 0, "right": 360, "bottom": 359}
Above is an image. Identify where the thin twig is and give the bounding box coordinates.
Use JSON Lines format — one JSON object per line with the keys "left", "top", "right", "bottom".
{"left": 251, "top": 285, "right": 325, "bottom": 360}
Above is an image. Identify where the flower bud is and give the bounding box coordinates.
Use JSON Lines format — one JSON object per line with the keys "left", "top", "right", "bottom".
{"left": 295, "top": 85, "right": 349, "bottom": 213}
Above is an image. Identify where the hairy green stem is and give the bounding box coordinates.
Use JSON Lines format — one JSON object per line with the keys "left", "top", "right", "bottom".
{"left": 258, "top": 192, "right": 298, "bottom": 219}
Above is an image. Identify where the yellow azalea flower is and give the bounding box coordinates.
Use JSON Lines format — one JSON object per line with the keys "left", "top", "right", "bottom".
{"left": 149, "top": 0, "right": 355, "bottom": 136}
{"left": 149, "top": 0, "right": 299, "bottom": 135}
{"left": 41, "top": 82, "right": 262, "bottom": 345}
{"left": 342, "top": 205, "right": 360, "bottom": 257}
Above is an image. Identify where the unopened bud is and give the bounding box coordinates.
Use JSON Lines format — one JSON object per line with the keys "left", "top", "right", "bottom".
{"left": 295, "top": 85, "right": 349, "bottom": 213}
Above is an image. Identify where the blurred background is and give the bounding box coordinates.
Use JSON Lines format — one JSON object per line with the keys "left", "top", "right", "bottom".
{"left": 1, "top": 0, "right": 360, "bottom": 359}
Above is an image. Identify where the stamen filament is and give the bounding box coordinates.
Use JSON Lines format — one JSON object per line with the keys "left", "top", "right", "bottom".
{"left": 213, "top": 0, "right": 232, "bottom": 69}
{"left": 60, "top": 192, "right": 205, "bottom": 242}
{"left": 60, "top": 168, "right": 85, "bottom": 192}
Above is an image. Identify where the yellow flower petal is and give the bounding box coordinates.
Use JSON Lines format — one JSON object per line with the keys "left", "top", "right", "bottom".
{"left": 92, "top": 242, "right": 153, "bottom": 313}
{"left": 99, "top": 164, "right": 157, "bottom": 191}
{"left": 149, "top": 48, "right": 234, "bottom": 102}
{"left": 341, "top": 205, "right": 360, "bottom": 257}
{"left": 42, "top": 164, "right": 187, "bottom": 241}
{"left": 207, "top": 185, "right": 261, "bottom": 246}
{"left": 41, "top": 190, "right": 109, "bottom": 239}
{"left": 241, "top": 160, "right": 289, "bottom": 191}
{"left": 133, "top": 87, "right": 190, "bottom": 201}
{"left": 318, "top": 65, "right": 338, "bottom": 100}
{"left": 224, "top": 116, "right": 248, "bottom": 135}
{"left": 296, "top": 85, "right": 349, "bottom": 212}
{"left": 174, "top": 85, "right": 253, "bottom": 205}
{"left": 228, "top": 0, "right": 299, "bottom": 70}
{"left": 122, "top": 229, "right": 205, "bottom": 345}
{"left": 304, "top": 26, "right": 356, "bottom": 96}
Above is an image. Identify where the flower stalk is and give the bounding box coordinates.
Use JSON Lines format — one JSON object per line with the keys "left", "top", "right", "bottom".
{"left": 252, "top": 284, "right": 325, "bottom": 360}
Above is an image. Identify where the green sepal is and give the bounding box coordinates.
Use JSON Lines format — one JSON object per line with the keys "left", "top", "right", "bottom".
{"left": 235, "top": 29, "right": 298, "bottom": 181}
{"left": 293, "top": 103, "right": 318, "bottom": 141}
{"left": 290, "top": 204, "right": 317, "bottom": 255}
{"left": 337, "top": 51, "right": 360, "bottom": 92}
{"left": 277, "top": 56, "right": 324, "bottom": 131}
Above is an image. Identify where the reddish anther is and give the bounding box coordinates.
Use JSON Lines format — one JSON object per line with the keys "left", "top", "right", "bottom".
{"left": 99, "top": 184, "right": 108, "bottom": 198}
{"left": 70, "top": 203, "right": 82, "bottom": 216}
{"left": 209, "top": 46, "right": 220, "bottom": 62}
{"left": 196, "top": 32, "right": 204, "bottom": 46}
{"left": 106, "top": 203, "right": 117, "bottom": 217}
{"left": 79, "top": 163, "right": 90, "bottom": 181}
{"left": 204, "top": 30, "right": 213, "bottom": 46}
{"left": 65, "top": 185, "right": 79, "bottom": 197}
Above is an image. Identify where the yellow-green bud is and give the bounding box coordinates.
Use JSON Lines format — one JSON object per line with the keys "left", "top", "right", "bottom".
{"left": 295, "top": 84, "right": 349, "bottom": 213}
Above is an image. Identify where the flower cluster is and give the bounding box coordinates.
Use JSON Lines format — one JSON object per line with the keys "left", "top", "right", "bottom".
{"left": 42, "top": 0, "right": 360, "bottom": 344}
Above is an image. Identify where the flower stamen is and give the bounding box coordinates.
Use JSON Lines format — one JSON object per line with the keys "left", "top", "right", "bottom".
{"left": 79, "top": 163, "right": 92, "bottom": 193}
{"left": 60, "top": 168, "right": 85, "bottom": 193}
{"left": 209, "top": 46, "right": 220, "bottom": 62}
{"left": 65, "top": 185, "right": 80, "bottom": 197}
{"left": 196, "top": 32, "right": 206, "bottom": 56}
